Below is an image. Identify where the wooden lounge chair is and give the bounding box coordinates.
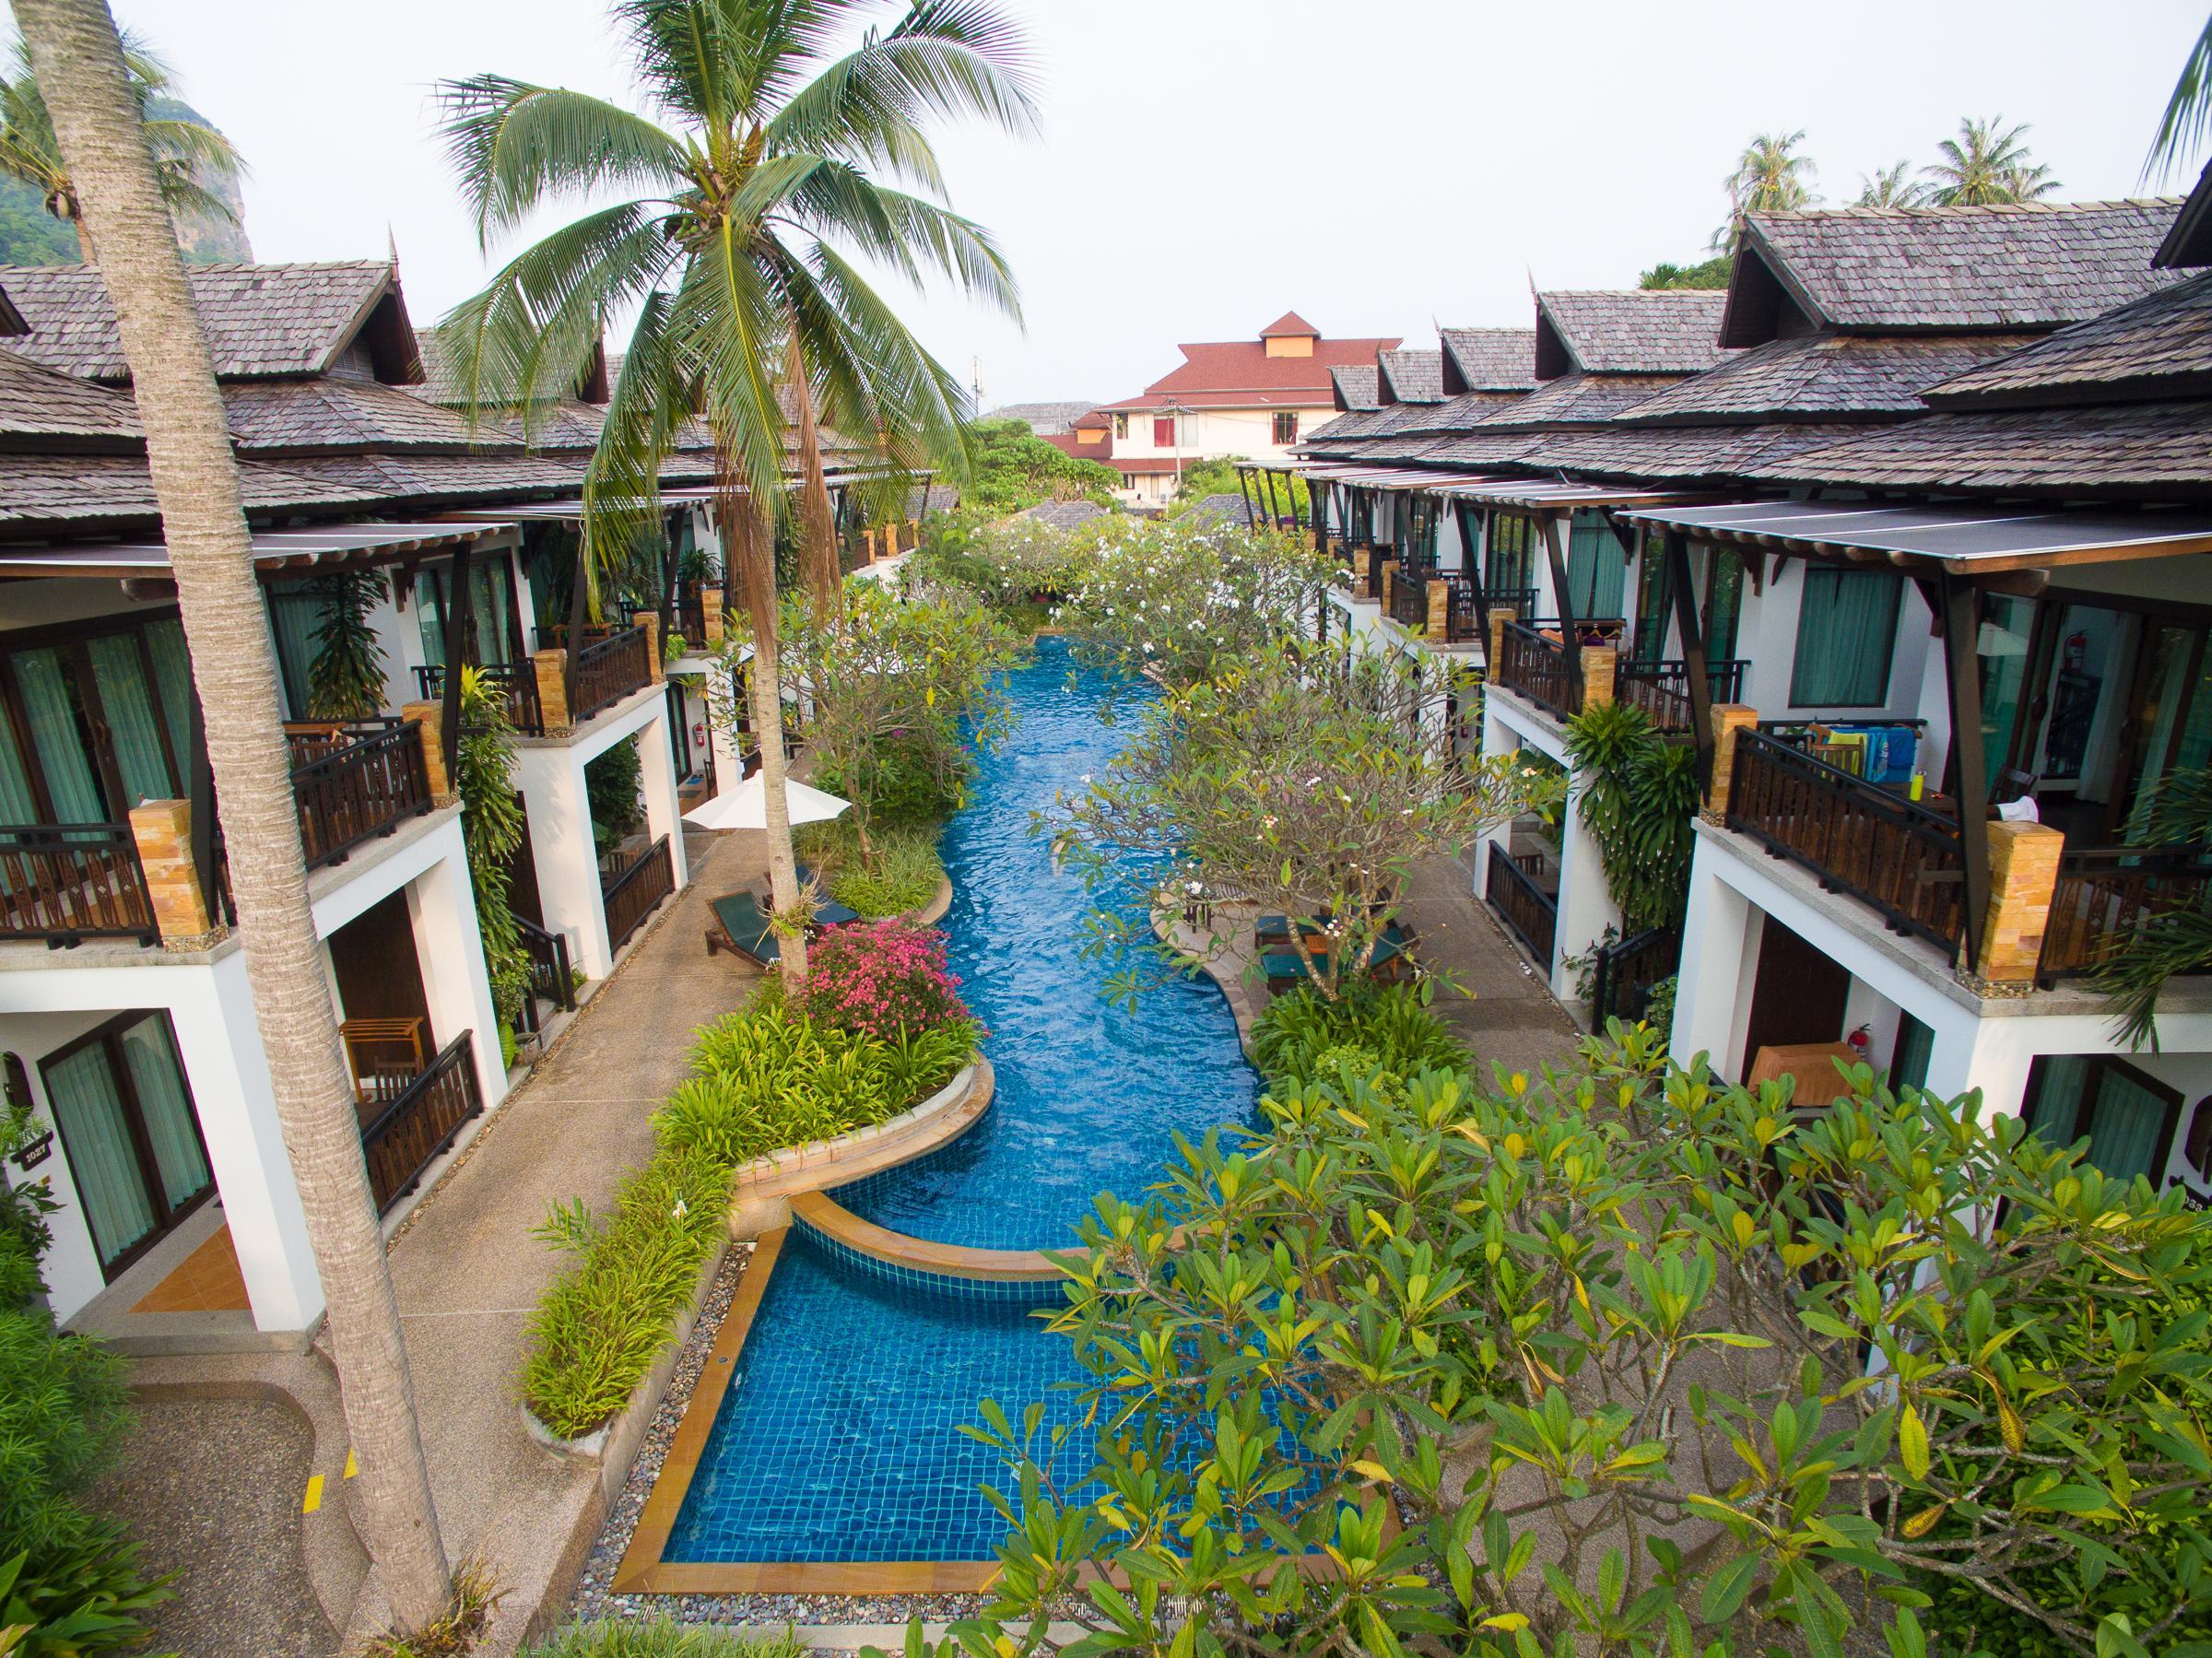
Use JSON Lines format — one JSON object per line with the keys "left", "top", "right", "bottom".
{"left": 706, "top": 891, "right": 780, "bottom": 964}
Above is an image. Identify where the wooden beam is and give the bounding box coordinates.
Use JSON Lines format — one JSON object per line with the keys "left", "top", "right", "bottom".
{"left": 1938, "top": 571, "right": 1991, "bottom": 978}
{"left": 1666, "top": 530, "right": 1716, "bottom": 794}
{"left": 562, "top": 525, "right": 590, "bottom": 705}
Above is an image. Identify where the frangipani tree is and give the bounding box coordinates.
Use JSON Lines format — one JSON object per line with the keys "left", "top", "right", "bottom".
{"left": 435, "top": 0, "right": 1036, "bottom": 990}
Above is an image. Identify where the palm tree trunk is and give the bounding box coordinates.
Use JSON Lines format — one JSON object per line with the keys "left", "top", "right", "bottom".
{"left": 784, "top": 334, "right": 841, "bottom": 619}
{"left": 718, "top": 473, "right": 808, "bottom": 994}
{"left": 15, "top": 0, "right": 453, "bottom": 1632}
{"left": 70, "top": 210, "right": 92, "bottom": 262}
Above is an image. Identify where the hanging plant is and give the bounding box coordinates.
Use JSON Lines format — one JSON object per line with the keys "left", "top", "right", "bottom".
{"left": 1564, "top": 700, "right": 1701, "bottom": 934}
{"left": 455, "top": 668, "right": 531, "bottom": 1039}
{"left": 306, "top": 570, "right": 388, "bottom": 720}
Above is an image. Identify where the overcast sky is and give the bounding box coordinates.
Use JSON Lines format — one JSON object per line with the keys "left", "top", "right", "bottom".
{"left": 130, "top": 0, "right": 2207, "bottom": 407}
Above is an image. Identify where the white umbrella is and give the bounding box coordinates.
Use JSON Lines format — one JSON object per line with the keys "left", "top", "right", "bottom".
{"left": 683, "top": 773, "right": 851, "bottom": 831}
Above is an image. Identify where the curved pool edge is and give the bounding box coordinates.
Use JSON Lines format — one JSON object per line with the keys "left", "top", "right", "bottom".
{"left": 791, "top": 1189, "right": 1065, "bottom": 1285}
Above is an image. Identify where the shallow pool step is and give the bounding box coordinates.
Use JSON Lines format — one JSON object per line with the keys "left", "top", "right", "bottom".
{"left": 789, "top": 1190, "right": 1070, "bottom": 1305}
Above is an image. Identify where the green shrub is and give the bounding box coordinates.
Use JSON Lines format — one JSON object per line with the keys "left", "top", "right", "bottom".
{"left": 526, "top": 1617, "right": 806, "bottom": 1657}
{"left": 795, "top": 818, "right": 947, "bottom": 918}
{"left": 1251, "top": 980, "right": 1469, "bottom": 1087}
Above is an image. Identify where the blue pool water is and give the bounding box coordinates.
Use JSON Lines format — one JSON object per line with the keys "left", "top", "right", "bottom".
{"left": 665, "top": 639, "right": 1261, "bottom": 1563}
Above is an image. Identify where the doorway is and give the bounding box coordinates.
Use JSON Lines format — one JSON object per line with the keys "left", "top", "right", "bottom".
{"left": 1739, "top": 914, "right": 1853, "bottom": 1078}
{"left": 41, "top": 1011, "right": 214, "bottom": 1281}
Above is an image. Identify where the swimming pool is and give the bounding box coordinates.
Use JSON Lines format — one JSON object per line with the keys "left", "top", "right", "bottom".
{"left": 662, "top": 638, "right": 1259, "bottom": 1565}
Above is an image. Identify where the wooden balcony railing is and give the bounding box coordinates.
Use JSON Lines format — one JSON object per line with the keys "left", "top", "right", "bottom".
{"left": 1591, "top": 925, "right": 1680, "bottom": 1030}
{"left": 1726, "top": 728, "right": 1968, "bottom": 958}
{"left": 288, "top": 720, "right": 435, "bottom": 872}
{"left": 1387, "top": 569, "right": 1432, "bottom": 630}
{"left": 572, "top": 626, "right": 653, "bottom": 722}
{"left": 515, "top": 915, "right": 576, "bottom": 1036}
{"left": 1615, "top": 659, "right": 1749, "bottom": 735}
{"left": 1494, "top": 621, "right": 1580, "bottom": 720}
{"left": 1364, "top": 548, "right": 1389, "bottom": 600}
{"left": 601, "top": 833, "right": 674, "bottom": 952}
{"left": 1488, "top": 586, "right": 1539, "bottom": 620}
{"left": 411, "top": 663, "right": 547, "bottom": 737}
{"left": 0, "top": 824, "right": 159, "bottom": 946}
{"left": 1488, "top": 840, "right": 1558, "bottom": 966}
{"left": 2038, "top": 847, "right": 2212, "bottom": 986}
{"left": 359, "top": 1031, "right": 482, "bottom": 1215}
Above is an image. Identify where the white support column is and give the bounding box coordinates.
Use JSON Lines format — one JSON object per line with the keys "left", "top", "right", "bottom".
{"left": 405, "top": 827, "right": 512, "bottom": 1108}
{"left": 516, "top": 743, "right": 613, "bottom": 979}
{"left": 190, "top": 954, "right": 324, "bottom": 1334}
{"left": 1670, "top": 844, "right": 1758, "bottom": 1077}
{"left": 636, "top": 700, "right": 691, "bottom": 896}
{"left": 1551, "top": 775, "right": 1621, "bottom": 1003}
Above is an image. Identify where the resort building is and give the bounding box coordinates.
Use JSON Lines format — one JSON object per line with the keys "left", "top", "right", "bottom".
{"left": 1264, "top": 185, "right": 2212, "bottom": 1200}
{"left": 0, "top": 257, "right": 908, "bottom": 1350}
{"left": 1094, "top": 312, "right": 1400, "bottom": 506}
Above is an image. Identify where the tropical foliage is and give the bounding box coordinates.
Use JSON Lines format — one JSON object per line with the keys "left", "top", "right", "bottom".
{"left": 304, "top": 570, "right": 388, "bottom": 722}
{"left": 960, "top": 416, "right": 1117, "bottom": 514}
{"left": 0, "top": 29, "right": 241, "bottom": 258}
{"left": 802, "top": 918, "right": 970, "bottom": 1041}
{"left": 527, "top": 1621, "right": 806, "bottom": 1658}
{"left": 1049, "top": 638, "right": 1558, "bottom": 1000}
{"left": 1563, "top": 699, "right": 1702, "bottom": 935}
{"left": 1712, "top": 129, "right": 1818, "bottom": 249}
{"left": 912, "top": 1027, "right": 2212, "bottom": 1658}
{"left": 1924, "top": 116, "right": 2061, "bottom": 206}
{"left": 795, "top": 818, "right": 945, "bottom": 919}
{"left": 524, "top": 979, "right": 979, "bottom": 1437}
{"left": 1166, "top": 455, "right": 1310, "bottom": 523}
{"left": 1249, "top": 979, "right": 1471, "bottom": 1088}
{"left": 1857, "top": 158, "right": 1930, "bottom": 208}
{"left": 453, "top": 668, "right": 532, "bottom": 1044}
{"left": 904, "top": 509, "right": 1098, "bottom": 606}
{"left": 2148, "top": 10, "right": 2212, "bottom": 180}
{"left": 2091, "top": 762, "right": 2212, "bottom": 1049}
{"left": 1637, "top": 253, "right": 1731, "bottom": 290}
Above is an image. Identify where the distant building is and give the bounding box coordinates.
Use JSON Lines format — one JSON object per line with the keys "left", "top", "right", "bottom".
{"left": 982, "top": 401, "right": 1101, "bottom": 436}
{"left": 1094, "top": 312, "right": 1401, "bottom": 506}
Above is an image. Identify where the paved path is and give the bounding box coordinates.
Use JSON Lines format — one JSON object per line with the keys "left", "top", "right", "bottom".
{"left": 1401, "top": 851, "right": 1582, "bottom": 1079}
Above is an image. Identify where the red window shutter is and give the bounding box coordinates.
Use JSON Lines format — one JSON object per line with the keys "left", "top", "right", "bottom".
{"left": 1153, "top": 416, "right": 1175, "bottom": 447}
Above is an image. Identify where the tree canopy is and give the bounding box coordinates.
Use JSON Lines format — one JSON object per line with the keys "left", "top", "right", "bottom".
{"left": 960, "top": 416, "right": 1117, "bottom": 513}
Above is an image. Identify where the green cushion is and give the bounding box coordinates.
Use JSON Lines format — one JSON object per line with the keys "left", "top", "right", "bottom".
{"left": 712, "top": 892, "right": 778, "bottom": 961}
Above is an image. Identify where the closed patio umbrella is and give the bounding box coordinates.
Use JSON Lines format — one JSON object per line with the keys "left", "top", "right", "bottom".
{"left": 683, "top": 773, "right": 851, "bottom": 831}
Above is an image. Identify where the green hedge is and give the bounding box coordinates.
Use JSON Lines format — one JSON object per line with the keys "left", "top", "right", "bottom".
{"left": 795, "top": 818, "right": 947, "bottom": 919}
{"left": 520, "top": 989, "right": 978, "bottom": 1438}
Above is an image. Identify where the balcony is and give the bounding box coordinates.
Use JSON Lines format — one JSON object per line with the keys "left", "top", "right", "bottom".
{"left": 1490, "top": 619, "right": 1627, "bottom": 722}
{"left": 1387, "top": 569, "right": 1432, "bottom": 631}
{"left": 284, "top": 719, "right": 437, "bottom": 871}
{"left": 571, "top": 626, "right": 653, "bottom": 723}
{"left": 1615, "top": 659, "right": 1749, "bottom": 735}
{"left": 0, "top": 825, "right": 159, "bottom": 947}
{"left": 601, "top": 833, "right": 676, "bottom": 953}
{"left": 1487, "top": 840, "right": 1558, "bottom": 965}
{"left": 2038, "top": 848, "right": 2212, "bottom": 986}
{"left": 412, "top": 663, "right": 547, "bottom": 737}
{"left": 358, "top": 1030, "right": 484, "bottom": 1214}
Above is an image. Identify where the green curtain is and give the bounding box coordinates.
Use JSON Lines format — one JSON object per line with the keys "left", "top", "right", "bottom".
{"left": 2083, "top": 1066, "right": 2171, "bottom": 1183}
{"left": 266, "top": 583, "right": 324, "bottom": 722}
{"left": 1976, "top": 595, "right": 2038, "bottom": 782}
{"left": 1890, "top": 1016, "right": 1934, "bottom": 1093}
{"left": 147, "top": 620, "right": 194, "bottom": 770}
{"left": 86, "top": 634, "right": 176, "bottom": 804}
{"left": 44, "top": 1039, "right": 155, "bottom": 1270}
{"left": 14, "top": 648, "right": 104, "bottom": 821}
{"left": 1790, "top": 567, "right": 1902, "bottom": 707}
{"left": 1565, "top": 512, "right": 1627, "bottom": 618}
{"left": 470, "top": 561, "right": 513, "bottom": 665}
{"left": 2172, "top": 645, "right": 2212, "bottom": 777}
{"left": 415, "top": 571, "right": 448, "bottom": 669}
{"left": 2025, "top": 1055, "right": 2093, "bottom": 1144}
{"left": 0, "top": 712, "right": 37, "bottom": 825}
{"left": 1487, "top": 513, "right": 1533, "bottom": 596}
{"left": 1631, "top": 546, "right": 1674, "bottom": 664}
{"left": 1704, "top": 549, "right": 1745, "bottom": 660}
{"left": 119, "top": 1014, "right": 208, "bottom": 1210}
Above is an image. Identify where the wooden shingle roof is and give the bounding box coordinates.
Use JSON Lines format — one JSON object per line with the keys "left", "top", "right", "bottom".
{"left": 1439, "top": 327, "right": 1537, "bottom": 392}
{"left": 1923, "top": 271, "right": 2212, "bottom": 410}
{"left": 224, "top": 377, "right": 513, "bottom": 455}
{"left": 0, "top": 345, "right": 142, "bottom": 452}
{"left": 1377, "top": 348, "right": 1444, "bottom": 404}
{"left": 1390, "top": 390, "right": 1531, "bottom": 438}
{"left": 1616, "top": 333, "right": 2036, "bottom": 426}
{"left": 1736, "top": 199, "right": 2183, "bottom": 335}
{"left": 1475, "top": 370, "right": 1685, "bottom": 429}
{"left": 0, "top": 261, "right": 408, "bottom": 382}
{"left": 1328, "top": 364, "right": 1382, "bottom": 412}
{"left": 1535, "top": 290, "right": 1729, "bottom": 375}
{"left": 0, "top": 453, "right": 382, "bottom": 528}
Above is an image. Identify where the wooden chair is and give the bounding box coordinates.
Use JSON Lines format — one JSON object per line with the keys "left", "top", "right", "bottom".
{"left": 340, "top": 1017, "right": 427, "bottom": 1104}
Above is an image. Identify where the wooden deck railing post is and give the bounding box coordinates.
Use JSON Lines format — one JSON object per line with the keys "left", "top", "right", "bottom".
{"left": 1580, "top": 643, "right": 1617, "bottom": 710}
{"left": 533, "top": 650, "right": 571, "bottom": 736}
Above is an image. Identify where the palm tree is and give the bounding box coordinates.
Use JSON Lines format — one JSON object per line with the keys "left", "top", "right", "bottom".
{"left": 1923, "top": 117, "right": 2061, "bottom": 206}
{"left": 2147, "top": 11, "right": 2212, "bottom": 182}
{"left": 11, "top": 0, "right": 453, "bottom": 1634}
{"left": 1712, "top": 129, "right": 1818, "bottom": 250}
{"left": 0, "top": 25, "right": 241, "bottom": 261}
{"left": 1855, "top": 159, "right": 1928, "bottom": 209}
{"left": 435, "top": 0, "right": 1035, "bottom": 994}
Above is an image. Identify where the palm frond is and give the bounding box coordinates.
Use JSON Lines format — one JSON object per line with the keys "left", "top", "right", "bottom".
{"left": 141, "top": 114, "right": 244, "bottom": 182}
{"left": 435, "top": 75, "right": 689, "bottom": 248}
{"left": 2147, "top": 13, "right": 2212, "bottom": 182}
{"left": 583, "top": 288, "right": 698, "bottom": 614}
{"left": 794, "top": 238, "right": 972, "bottom": 482}
{"left": 779, "top": 161, "right": 1020, "bottom": 318}
{"left": 675, "top": 230, "right": 800, "bottom": 518}
{"left": 151, "top": 165, "right": 238, "bottom": 227}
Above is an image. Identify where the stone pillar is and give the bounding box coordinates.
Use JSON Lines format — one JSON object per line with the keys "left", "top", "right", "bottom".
{"left": 398, "top": 701, "right": 453, "bottom": 800}
{"left": 127, "top": 798, "right": 213, "bottom": 945}
{"left": 863, "top": 528, "right": 877, "bottom": 562}
{"left": 639, "top": 613, "right": 664, "bottom": 683}
{"left": 532, "top": 650, "right": 572, "bottom": 735}
{"left": 1382, "top": 568, "right": 1396, "bottom": 617}
{"left": 1488, "top": 606, "right": 1515, "bottom": 675}
{"left": 1579, "top": 643, "right": 1617, "bottom": 709}
{"left": 905, "top": 517, "right": 919, "bottom": 552}
{"left": 1706, "top": 704, "right": 1759, "bottom": 819}
{"left": 1426, "top": 578, "right": 1450, "bottom": 636}
{"left": 700, "top": 588, "right": 725, "bottom": 646}
{"left": 1980, "top": 819, "right": 2065, "bottom": 984}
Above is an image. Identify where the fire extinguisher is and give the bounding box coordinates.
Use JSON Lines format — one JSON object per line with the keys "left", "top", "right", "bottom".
{"left": 2065, "top": 629, "right": 2087, "bottom": 674}
{"left": 692, "top": 722, "right": 708, "bottom": 747}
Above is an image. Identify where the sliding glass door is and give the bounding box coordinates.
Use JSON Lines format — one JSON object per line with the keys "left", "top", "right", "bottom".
{"left": 41, "top": 1011, "right": 213, "bottom": 1278}
{"left": 0, "top": 615, "right": 195, "bottom": 825}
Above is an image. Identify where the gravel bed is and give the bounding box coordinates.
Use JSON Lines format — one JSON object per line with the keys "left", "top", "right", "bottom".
{"left": 565, "top": 1240, "right": 1007, "bottom": 1633}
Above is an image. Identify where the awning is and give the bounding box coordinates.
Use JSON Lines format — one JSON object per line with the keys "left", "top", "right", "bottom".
{"left": 1614, "top": 499, "right": 2212, "bottom": 574}
{"left": 0, "top": 520, "right": 518, "bottom": 581}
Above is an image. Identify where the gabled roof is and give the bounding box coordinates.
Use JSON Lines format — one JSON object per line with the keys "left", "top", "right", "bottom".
{"left": 1259, "top": 311, "right": 1319, "bottom": 338}
{"left": 0, "top": 346, "right": 143, "bottom": 453}
{"left": 982, "top": 400, "right": 1101, "bottom": 434}
{"left": 2156, "top": 159, "right": 2212, "bottom": 269}
{"left": 1725, "top": 199, "right": 2183, "bottom": 343}
{"left": 1329, "top": 364, "right": 1382, "bottom": 412}
{"left": 0, "top": 261, "right": 418, "bottom": 382}
{"left": 1440, "top": 327, "right": 1537, "bottom": 393}
{"left": 224, "top": 377, "right": 514, "bottom": 455}
{"left": 1615, "top": 333, "right": 2036, "bottom": 427}
{"left": 1390, "top": 390, "right": 1530, "bottom": 438}
{"left": 1377, "top": 348, "right": 1444, "bottom": 404}
{"left": 1098, "top": 330, "right": 1403, "bottom": 411}
{"left": 1535, "top": 290, "right": 1729, "bottom": 376}
{"left": 1924, "top": 269, "right": 2212, "bottom": 411}
{"left": 1477, "top": 370, "right": 1687, "bottom": 429}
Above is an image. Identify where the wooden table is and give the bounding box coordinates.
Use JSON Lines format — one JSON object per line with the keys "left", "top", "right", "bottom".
{"left": 1746, "top": 1041, "right": 1862, "bottom": 1110}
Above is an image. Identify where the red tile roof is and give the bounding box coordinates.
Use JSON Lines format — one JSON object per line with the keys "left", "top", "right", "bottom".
{"left": 1097, "top": 328, "right": 1403, "bottom": 415}
{"left": 1260, "top": 311, "right": 1320, "bottom": 337}
{"left": 1041, "top": 430, "right": 1113, "bottom": 463}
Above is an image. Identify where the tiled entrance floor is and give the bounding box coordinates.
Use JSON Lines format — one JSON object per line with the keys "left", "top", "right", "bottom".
{"left": 132, "top": 1221, "right": 251, "bottom": 1314}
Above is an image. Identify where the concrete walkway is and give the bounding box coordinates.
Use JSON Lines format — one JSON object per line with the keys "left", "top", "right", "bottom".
{"left": 1401, "top": 850, "right": 1583, "bottom": 1079}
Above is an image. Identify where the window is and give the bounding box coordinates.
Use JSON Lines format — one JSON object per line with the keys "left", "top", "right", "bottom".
{"left": 1112, "top": 413, "right": 1128, "bottom": 440}
{"left": 1272, "top": 411, "right": 1298, "bottom": 445}
{"left": 1152, "top": 415, "right": 1176, "bottom": 448}
{"left": 1630, "top": 543, "right": 1673, "bottom": 665}
{"left": 1486, "top": 512, "right": 1535, "bottom": 606}
{"left": 1789, "top": 566, "right": 1903, "bottom": 708}
{"left": 1702, "top": 548, "right": 1745, "bottom": 661}
{"left": 41, "top": 1012, "right": 213, "bottom": 1278}
{"left": 0, "top": 615, "right": 195, "bottom": 822}
{"left": 1563, "top": 510, "right": 1627, "bottom": 619}
{"left": 1889, "top": 1014, "right": 1934, "bottom": 1093}
{"left": 2023, "top": 1054, "right": 2183, "bottom": 1186}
